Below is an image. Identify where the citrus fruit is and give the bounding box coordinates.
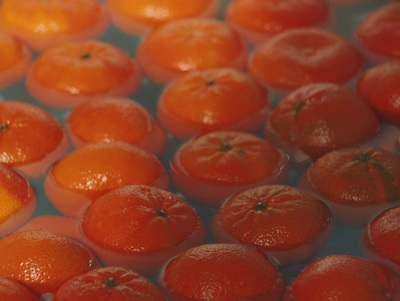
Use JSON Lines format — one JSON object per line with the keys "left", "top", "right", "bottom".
{"left": 53, "top": 266, "right": 167, "bottom": 301}
{"left": 248, "top": 27, "right": 365, "bottom": 95}
{"left": 264, "top": 83, "right": 380, "bottom": 162}
{"left": 0, "top": 100, "right": 69, "bottom": 179}
{"left": 158, "top": 243, "right": 285, "bottom": 301}
{"left": 282, "top": 254, "right": 400, "bottom": 301}
{"left": 80, "top": 185, "right": 207, "bottom": 276}
{"left": 157, "top": 68, "right": 272, "bottom": 140}
{"left": 357, "top": 60, "right": 400, "bottom": 127}
{"left": 299, "top": 147, "right": 400, "bottom": 227}
{"left": 360, "top": 205, "right": 400, "bottom": 276}
{"left": 0, "top": 31, "right": 31, "bottom": 90}
{"left": 225, "top": 0, "right": 335, "bottom": 46}
{"left": 25, "top": 40, "right": 143, "bottom": 109}
{"left": 105, "top": 0, "right": 220, "bottom": 36}
{"left": 44, "top": 141, "right": 170, "bottom": 217}
{"left": 0, "top": 229, "right": 96, "bottom": 295}
{"left": 65, "top": 97, "right": 168, "bottom": 155}
{"left": 0, "top": 276, "right": 39, "bottom": 301}
{"left": 212, "top": 184, "right": 332, "bottom": 266}
{"left": 136, "top": 17, "right": 249, "bottom": 85}
{"left": 0, "top": 0, "right": 110, "bottom": 52}
{"left": 171, "top": 130, "right": 290, "bottom": 207}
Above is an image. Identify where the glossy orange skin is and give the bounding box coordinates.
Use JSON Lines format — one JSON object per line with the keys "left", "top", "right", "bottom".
{"left": 300, "top": 147, "right": 400, "bottom": 227}
{"left": 357, "top": 60, "right": 400, "bottom": 127}
{"left": 0, "top": 0, "right": 109, "bottom": 52}
{"left": 0, "top": 276, "right": 39, "bottom": 301}
{"left": 26, "top": 40, "right": 142, "bottom": 109}
{"left": 53, "top": 266, "right": 167, "bottom": 301}
{"left": 225, "top": 0, "right": 334, "bottom": 45}
{"left": 159, "top": 243, "right": 285, "bottom": 301}
{"left": 248, "top": 28, "right": 364, "bottom": 93}
{"left": 136, "top": 18, "right": 249, "bottom": 85}
{"left": 264, "top": 83, "right": 380, "bottom": 161}
{"left": 171, "top": 131, "right": 289, "bottom": 207}
{"left": 361, "top": 206, "right": 400, "bottom": 276}
{"left": 283, "top": 254, "right": 400, "bottom": 301}
{"left": 212, "top": 185, "right": 332, "bottom": 266}
{"left": 81, "top": 185, "right": 207, "bottom": 276}
{"left": 157, "top": 68, "right": 272, "bottom": 140}
{"left": 106, "top": 0, "right": 220, "bottom": 36}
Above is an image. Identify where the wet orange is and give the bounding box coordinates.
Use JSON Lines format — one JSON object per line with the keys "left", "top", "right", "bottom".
{"left": 0, "top": 0, "right": 110, "bottom": 52}
{"left": 136, "top": 17, "right": 249, "bottom": 85}
{"left": 157, "top": 68, "right": 272, "bottom": 140}
{"left": 65, "top": 97, "right": 168, "bottom": 156}
{"left": 0, "top": 229, "right": 95, "bottom": 295}
{"left": 80, "top": 185, "right": 207, "bottom": 276}
{"left": 26, "top": 40, "right": 143, "bottom": 109}
{"left": 0, "top": 276, "right": 39, "bottom": 301}
{"left": 106, "top": 0, "right": 220, "bottom": 36}
{"left": 0, "top": 100, "right": 69, "bottom": 179}
{"left": 44, "top": 142, "right": 170, "bottom": 217}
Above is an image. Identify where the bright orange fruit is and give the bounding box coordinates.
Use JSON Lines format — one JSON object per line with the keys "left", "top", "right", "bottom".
{"left": 0, "top": 276, "right": 39, "bottom": 301}
{"left": 44, "top": 142, "right": 170, "bottom": 217}
{"left": 26, "top": 40, "right": 143, "bottom": 109}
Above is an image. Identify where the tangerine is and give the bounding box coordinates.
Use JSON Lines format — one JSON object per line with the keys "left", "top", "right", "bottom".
{"left": 0, "top": 276, "right": 39, "bottom": 301}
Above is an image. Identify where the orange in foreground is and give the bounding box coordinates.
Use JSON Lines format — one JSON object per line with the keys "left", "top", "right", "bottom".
{"left": 26, "top": 40, "right": 142, "bottom": 109}
{"left": 0, "top": 229, "right": 96, "bottom": 295}
{"left": 80, "top": 185, "right": 207, "bottom": 276}
{"left": 65, "top": 97, "right": 168, "bottom": 156}
{"left": 0, "top": 0, "right": 109, "bottom": 52}
{"left": 0, "top": 164, "right": 36, "bottom": 237}
{"left": 0, "top": 276, "right": 39, "bottom": 301}
{"left": 0, "top": 31, "right": 31, "bottom": 90}
{"left": 157, "top": 68, "right": 272, "bottom": 140}
{"left": 136, "top": 17, "right": 249, "bottom": 85}
{"left": 0, "top": 100, "right": 69, "bottom": 179}
{"left": 45, "top": 142, "right": 170, "bottom": 217}
{"left": 159, "top": 243, "right": 285, "bottom": 301}
{"left": 106, "top": 0, "right": 220, "bottom": 36}
{"left": 53, "top": 266, "right": 167, "bottom": 301}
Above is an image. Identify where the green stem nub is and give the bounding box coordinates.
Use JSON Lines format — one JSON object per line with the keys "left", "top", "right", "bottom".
{"left": 81, "top": 53, "right": 91, "bottom": 59}
{"left": 104, "top": 277, "right": 119, "bottom": 287}
{"left": 220, "top": 142, "right": 233, "bottom": 152}
{"left": 0, "top": 123, "right": 9, "bottom": 132}
{"left": 356, "top": 153, "right": 371, "bottom": 163}
{"left": 254, "top": 201, "right": 267, "bottom": 211}
{"left": 157, "top": 209, "right": 168, "bottom": 218}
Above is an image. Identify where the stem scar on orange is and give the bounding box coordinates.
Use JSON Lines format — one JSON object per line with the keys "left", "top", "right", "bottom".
{"left": 0, "top": 100, "right": 69, "bottom": 179}
{"left": 44, "top": 142, "right": 170, "bottom": 218}
{"left": 26, "top": 40, "right": 143, "bottom": 109}
{"left": 80, "top": 185, "right": 207, "bottom": 276}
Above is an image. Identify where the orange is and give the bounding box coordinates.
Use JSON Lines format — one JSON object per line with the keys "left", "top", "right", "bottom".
{"left": 212, "top": 185, "right": 332, "bottom": 266}
{"left": 0, "top": 229, "right": 96, "bottom": 295}
{"left": 0, "top": 276, "right": 39, "bottom": 301}
{"left": 136, "top": 17, "right": 249, "bottom": 85}
{"left": 65, "top": 97, "right": 168, "bottom": 156}
{"left": 0, "top": 100, "right": 69, "bottom": 179}
{"left": 158, "top": 243, "right": 285, "bottom": 301}
{"left": 80, "top": 184, "right": 207, "bottom": 276}
{"left": 53, "top": 266, "right": 167, "bottom": 301}
{"left": 171, "top": 130, "right": 290, "bottom": 207}
{"left": 157, "top": 68, "right": 272, "bottom": 140}
{"left": 0, "top": 31, "right": 31, "bottom": 90}
{"left": 106, "top": 0, "right": 220, "bottom": 36}
{"left": 0, "top": 0, "right": 110, "bottom": 52}
{"left": 25, "top": 40, "right": 143, "bottom": 109}
{"left": 0, "top": 163, "right": 36, "bottom": 237}
{"left": 44, "top": 142, "right": 170, "bottom": 217}
{"left": 225, "top": 0, "right": 335, "bottom": 46}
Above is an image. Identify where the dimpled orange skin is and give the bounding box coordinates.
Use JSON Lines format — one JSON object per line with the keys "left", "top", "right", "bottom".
{"left": 0, "top": 276, "right": 40, "bottom": 301}
{"left": 136, "top": 18, "right": 249, "bottom": 85}
{"left": 26, "top": 40, "right": 143, "bottom": 109}
{"left": 106, "top": 0, "right": 220, "bottom": 36}
{"left": 157, "top": 68, "right": 272, "bottom": 140}
{"left": 0, "top": 0, "right": 110, "bottom": 52}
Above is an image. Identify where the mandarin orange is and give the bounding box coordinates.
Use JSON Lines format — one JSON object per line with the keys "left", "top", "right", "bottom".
{"left": 0, "top": 276, "right": 39, "bottom": 301}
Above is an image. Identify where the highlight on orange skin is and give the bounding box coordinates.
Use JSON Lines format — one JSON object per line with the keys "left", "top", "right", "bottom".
{"left": 0, "top": 31, "right": 31, "bottom": 90}
{"left": 25, "top": 40, "right": 143, "bottom": 109}
{"left": 0, "top": 164, "right": 36, "bottom": 238}
{"left": 106, "top": 0, "right": 220, "bottom": 36}
{"left": 0, "top": 100, "right": 70, "bottom": 179}
{"left": 44, "top": 142, "right": 170, "bottom": 217}
{"left": 0, "top": 0, "right": 110, "bottom": 52}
